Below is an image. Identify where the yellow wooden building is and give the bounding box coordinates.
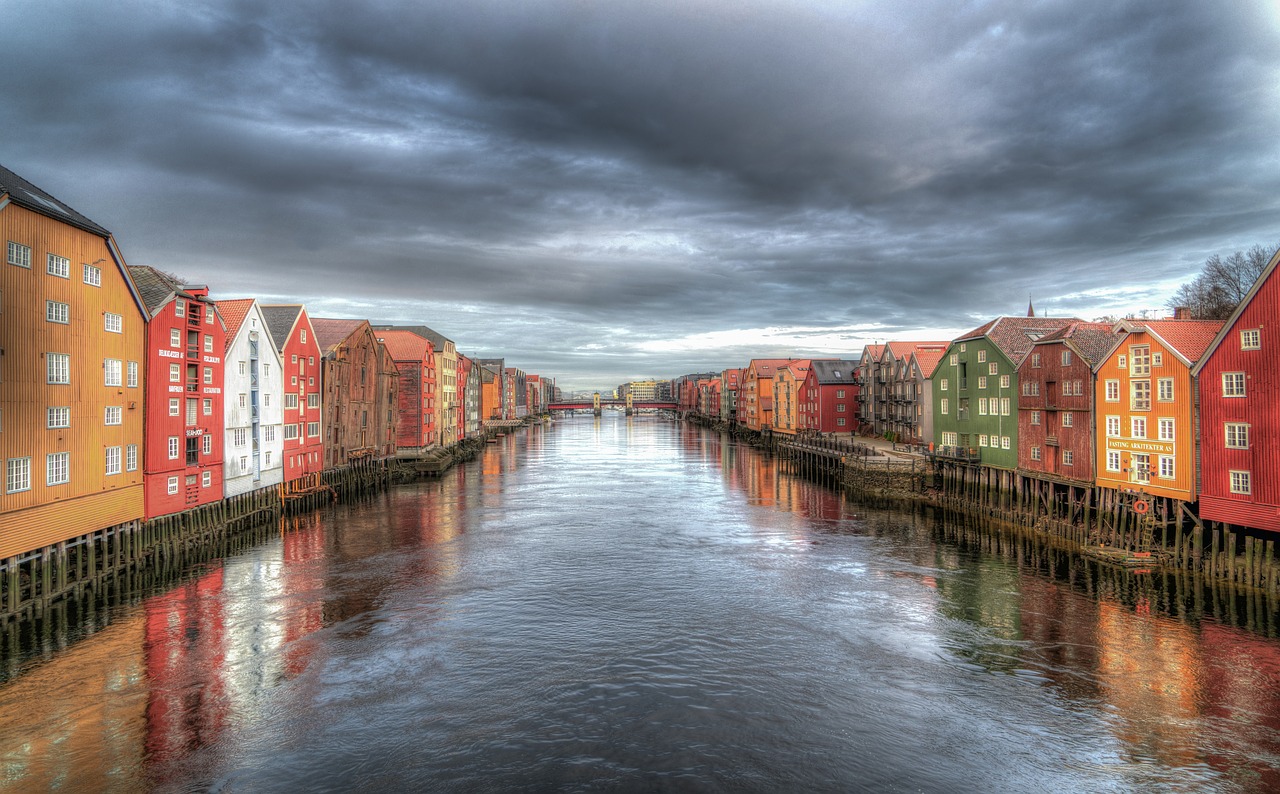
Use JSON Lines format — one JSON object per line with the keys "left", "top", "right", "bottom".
{"left": 1, "top": 165, "right": 148, "bottom": 559}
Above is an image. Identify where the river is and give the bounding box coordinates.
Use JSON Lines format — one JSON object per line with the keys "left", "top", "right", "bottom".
{"left": 1, "top": 415, "right": 1278, "bottom": 792}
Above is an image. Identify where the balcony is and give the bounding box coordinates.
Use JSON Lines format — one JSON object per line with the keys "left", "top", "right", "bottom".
{"left": 934, "top": 445, "right": 981, "bottom": 462}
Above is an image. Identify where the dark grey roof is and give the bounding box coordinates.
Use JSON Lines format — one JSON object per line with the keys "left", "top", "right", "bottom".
{"left": 260, "top": 305, "right": 304, "bottom": 353}
{"left": 0, "top": 163, "right": 110, "bottom": 237}
{"left": 126, "top": 265, "right": 179, "bottom": 314}
{"left": 810, "top": 359, "right": 860, "bottom": 384}
{"left": 372, "top": 324, "right": 452, "bottom": 349}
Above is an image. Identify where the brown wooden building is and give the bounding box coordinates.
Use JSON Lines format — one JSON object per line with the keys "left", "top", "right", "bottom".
{"left": 311, "top": 319, "right": 398, "bottom": 466}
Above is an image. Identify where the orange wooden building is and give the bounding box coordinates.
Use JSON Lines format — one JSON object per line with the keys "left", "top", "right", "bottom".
{"left": 1093, "top": 318, "right": 1222, "bottom": 504}
{"left": 740, "top": 359, "right": 791, "bottom": 432}
{"left": 1, "top": 164, "right": 149, "bottom": 559}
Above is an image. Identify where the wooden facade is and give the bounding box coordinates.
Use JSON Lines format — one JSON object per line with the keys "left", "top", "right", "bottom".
{"left": 799, "top": 359, "right": 858, "bottom": 434}
{"left": 772, "top": 360, "right": 811, "bottom": 435}
{"left": 262, "top": 304, "right": 325, "bottom": 481}
{"left": 313, "top": 319, "right": 398, "bottom": 466}
{"left": 1193, "top": 251, "right": 1280, "bottom": 532}
{"left": 1093, "top": 319, "right": 1222, "bottom": 503}
{"left": 0, "top": 166, "right": 148, "bottom": 556}
{"left": 218, "top": 299, "right": 285, "bottom": 497}
{"left": 374, "top": 329, "right": 437, "bottom": 454}
{"left": 741, "top": 359, "right": 790, "bottom": 432}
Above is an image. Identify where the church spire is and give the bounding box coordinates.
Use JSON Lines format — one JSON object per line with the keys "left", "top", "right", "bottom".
{"left": 1027, "top": 295, "right": 1035, "bottom": 317}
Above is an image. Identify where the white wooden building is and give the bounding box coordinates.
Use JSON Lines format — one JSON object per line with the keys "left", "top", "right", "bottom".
{"left": 217, "top": 299, "right": 285, "bottom": 497}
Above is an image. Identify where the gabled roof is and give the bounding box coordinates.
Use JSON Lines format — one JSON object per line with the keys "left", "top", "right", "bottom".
{"left": 373, "top": 324, "right": 453, "bottom": 351}
{"left": 0, "top": 162, "right": 110, "bottom": 237}
{"left": 215, "top": 299, "right": 256, "bottom": 352}
{"left": 260, "top": 304, "right": 305, "bottom": 353}
{"left": 912, "top": 348, "right": 947, "bottom": 378}
{"left": 375, "top": 329, "right": 433, "bottom": 362}
{"left": 886, "top": 341, "right": 948, "bottom": 360}
{"left": 1109, "top": 319, "right": 1225, "bottom": 368}
{"left": 126, "top": 265, "right": 214, "bottom": 316}
{"left": 746, "top": 359, "right": 793, "bottom": 378}
{"left": 1031, "top": 321, "right": 1119, "bottom": 367}
{"left": 1193, "top": 248, "right": 1280, "bottom": 376}
{"left": 809, "top": 359, "right": 859, "bottom": 385}
{"left": 779, "top": 359, "right": 814, "bottom": 379}
{"left": 310, "top": 318, "right": 368, "bottom": 354}
{"left": 861, "top": 344, "right": 885, "bottom": 363}
{"left": 956, "top": 316, "right": 1080, "bottom": 366}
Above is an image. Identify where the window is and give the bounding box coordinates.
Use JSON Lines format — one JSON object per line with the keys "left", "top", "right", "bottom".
{"left": 977, "top": 350, "right": 987, "bottom": 363}
{"left": 264, "top": 363, "right": 270, "bottom": 379}
{"left": 1106, "top": 415, "right": 1120, "bottom": 436}
{"left": 940, "top": 378, "right": 949, "bottom": 391}
{"left": 7, "top": 241, "right": 32, "bottom": 268}
{"left": 307, "top": 422, "right": 320, "bottom": 438}
{"left": 284, "top": 424, "right": 299, "bottom": 440}
{"left": 979, "top": 434, "right": 989, "bottom": 447}
{"left": 202, "top": 471, "right": 211, "bottom": 488}
{"left": 200, "top": 335, "right": 210, "bottom": 353}
{"left": 1062, "top": 412, "right": 1073, "bottom": 427}
{"left": 949, "top": 354, "right": 957, "bottom": 366}
{"left": 104, "top": 406, "right": 121, "bottom": 425}
{"left": 1059, "top": 350, "right": 1072, "bottom": 366}
{"left": 308, "top": 356, "right": 315, "bottom": 366}
{"left": 46, "top": 452, "right": 69, "bottom": 486}
{"left": 46, "top": 300, "right": 69, "bottom": 324}
{"left": 203, "top": 434, "right": 212, "bottom": 455}
{"left": 1062, "top": 450, "right": 1074, "bottom": 466}
{"left": 1105, "top": 380, "right": 1119, "bottom": 402}
{"left": 126, "top": 444, "right": 137, "bottom": 471}
{"left": 291, "top": 354, "right": 298, "bottom": 364}
{"left": 81, "top": 262, "right": 102, "bottom": 286}
{"left": 1158, "top": 455, "right": 1175, "bottom": 479}
{"left": 105, "top": 446, "right": 121, "bottom": 475}
{"left": 1132, "top": 417, "right": 1147, "bottom": 438}
{"left": 1106, "top": 451, "right": 1121, "bottom": 472}
{"left": 170, "top": 363, "right": 181, "bottom": 383}
{"left": 103, "top": 359, "right": 122, "bottom": 387}
{"left": 1000, "top": 375, "right": 1009, "bottom": 389}
{"left": 1001, "top": 436, "right": 1010, "bottom": 449}
{"left": 941, "top": 432, "right": 958, "bottom": 447}
{"left": 168, "top": 437, "right": 180, "bottom": 459}
{"left": 203, "top": 367, "right": 213, "bottom": 384}
{"left": 291, "top": 375, "right": 298, "bottom": 386}
{"left": 47, "top": 253, "right": 69, "bottom": 277}
{"left": 1030, "top": 410, "right": 1040, "bottom": 425}
{"left": 1155, "top": 378, "right": 1173, "bottom": 402}
{"left": 170, "top": 328, "right": 181, "bottom": 348}
{"left": 240, "top": 456, "right": 249, "bottom": 473}
{"left": 1022, "top": 381, "right": 1040, "bottom": 397}
{"left": 940, "top": 398, "right": 949, "bottom": 415}
{"left": 301, "top": 329, "right": 307, "bottom": 344}
{"left": 1241, "top": 329, "right": 1260, "bottom": 350}
{"left": 169, "top": 398, "right": 180, "bottom": 416}
{"left": 1225, "top": 423, "right": 1250, "bottom": 449}
{"left": 1030, "top": 445, "right": 1040, "bottom": 460}
{"left": 1031, "top": 353, "right": 1041, "bottom": 368}
{"left": 104, "top": 312, "right": 123, "bottom": 333}
{"left": 264, "top": 394, "right": 271, "bottom": 407}
{"left": 1131, "top": 380, "right": 1150, "bottom": 411}
{"left": 836, "top": 417, "right": 846, "bottom": 427}
{"left": 127, "top": 361, "right": 138, "bottom": 387}
{"left": 836, "top": 389, "right": 845, "bottom": 399}
{"left": 203, "top": 398, "right": 212, "bottom": 415}
{"left": 836, "top": 403, "right": 845, "bottom": 412}
{"left": 7, "top": 457, "right": 32, "bottom": 493}
{"left": 264, "top": 451, "right": 272, "bottom": 467}
{"left": 234, "top": 428, "right": 247, "bottom": 447}
{"left": 47, "top": 353, "right": 70, "bottom": 384}
{"left": 1222, "top": 372, "right": 1246, "bottom": 397}
{"left": 174, "top": 298, "right": 185, "bottom": 317}
{"left": 1230, "top": 470, "right": 1252, "bottom": 495}
{"left": 978, "top": 398, "right": 988, "bottom": 416}
{"left": 168, "top": 476, "right": 179, "bottom": 495}
{"left": 285, "top": 393, "right": 299, "bottom": 408}
{"left": 1000, "top": 398, "right": 1010, "bottom": 416}
{"left": 1152, "top": 352, "right": 1163, "bottom": 367}
{"left": 1062, "top": 380, "right": 1071, "bottom": 396}
{"left": 977, "top": 376, "right": 987, "bottom": 390}
{"left": 239, "top": 393, "right": 247, "bottom": 409}
{"left": 989, "top": 363, "right": 998, "bottom": 375}
{"left": 1131, "top": 453, "right": 1150, "bottom": 484}
{"left": 1158, "top": 418, "right": 1175, "bottom": 441}
{"left": 1118, "top": 355, "right": 1127, "bottom": 369}
{"left": 47, "top": 406, "right": 70, "bottom": 428}
{"left": 264, "top": 425, "right": 276, "bottom": 442}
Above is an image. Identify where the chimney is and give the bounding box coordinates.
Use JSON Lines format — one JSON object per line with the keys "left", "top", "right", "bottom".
{"left": 1174, "top": 306, "right": 1192, "bottom": 320}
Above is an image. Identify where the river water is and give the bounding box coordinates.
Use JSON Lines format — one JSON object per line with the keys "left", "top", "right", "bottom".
{"left": 1, "top": 415, "right": 1279, "bottom": 792}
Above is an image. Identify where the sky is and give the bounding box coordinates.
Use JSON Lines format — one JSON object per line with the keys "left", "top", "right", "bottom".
{"left": 4, "top": 1, "right": 1280, "bottom": 393}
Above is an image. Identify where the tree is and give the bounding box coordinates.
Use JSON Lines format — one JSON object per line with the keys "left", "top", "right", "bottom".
{"left": 1167, "top": 243, "right": 1277, "bottom": 320}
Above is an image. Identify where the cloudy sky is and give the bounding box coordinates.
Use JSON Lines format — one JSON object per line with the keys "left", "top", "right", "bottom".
{"left": 4, "top": 1, "right": 1279, "bottom": 392}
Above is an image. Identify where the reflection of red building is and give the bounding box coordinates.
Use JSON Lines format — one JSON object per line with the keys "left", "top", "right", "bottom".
{"left": 1199, "top": 622, "right": 1280, "bottom": 789}
{"left": 129, "top": 266, "right": 226, "bottom": 518}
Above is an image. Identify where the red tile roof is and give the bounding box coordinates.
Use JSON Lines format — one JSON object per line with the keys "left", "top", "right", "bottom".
{"left": 1124, "top": 319, "right": 1225, "bottom": 365}
{"left": 913, "top": 348, "right": 947, "bottom": 378}
{"left": 958, "top": 316, "right": 1080, "bottom": 366}
{"left": 310, "top": 318, "right": 366, "bottom": 353}
{"left": 215, "top": 299, "right": 255, "bottom": 353}
{"left": 1033, "top": 321, "right": 1119, "bottom": 367}
{"left": 862, "top": 344, "right": 885, "bottom": 362}
{"left": 374, "top": 329, "right": 433, "bottom": 362}
{"left": 886, "top": 341, "right": 948, "bottom": 359}
{"left": 748, "top": 359, "right": 794, "bottom": 378}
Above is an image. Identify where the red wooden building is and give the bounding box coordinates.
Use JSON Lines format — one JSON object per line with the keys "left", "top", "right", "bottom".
{"left": 1192, "top": 250, "right": 1280, "bottom": 533}
{"left": 799, "top": 359, "right": 860, "bottom": 434}
{"left": 261, "top": 304, "right": 325, "bottom": 481}
{"left": 373, "top": 329, "right": 438, "bottom": 454}
{"left": 312, "top": 319, "right": 399, "bottom": 466}
{"left": 128, "top": 266, "right": 226, "bottom": 518}
{"left": 1016, "top": 322, "right": 1117, "bottom": 483}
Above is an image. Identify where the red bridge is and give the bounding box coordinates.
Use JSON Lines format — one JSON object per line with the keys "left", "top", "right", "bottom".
{"left": 547, "top": 400, "right": 677, "bottom": 410}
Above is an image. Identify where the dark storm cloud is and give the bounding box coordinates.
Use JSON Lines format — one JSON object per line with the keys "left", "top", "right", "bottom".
{"left": 3, "top": 0, "right": 1279, "bottom": 390}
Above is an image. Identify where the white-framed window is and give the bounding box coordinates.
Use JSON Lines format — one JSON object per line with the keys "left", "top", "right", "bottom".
{"left": 6, "top": 457, "right": 32, "bottom": 493}
{"left": 284, "top": 424, "right": 299, "bottom": 440}
{"left": 238, "top": 361, "right": 247, "bottom": 376}
{"left": 46, "top": 452, "right": 69, "bottom": 486}
{"left": 169, "top": 398, "right": 180, "bottom": 417}
{"left": 1222, "top": 372, "right": 1246, "bottom": 397}
{"left": 1131, "top": 453, "right": 1150, "bottom": 484}
{"left": 170, "top": 328, "right": 181, "bottom": 348}
{"left": 977, "top": 350, "right": 987, "bottom": 363}
{"left": 203, "top": 367, "right": 213, "bottom": 384}
{"left": 301, "top": 329, "right": 307, "bottom": 344}
{"left": 1000, "top": 398, "right": 1010, "bottom": 416}
{"left": 169, "top": 363, "right": 181, "bottom": 382}
{"left": 1106, "top": 415, "right": 1120, "bottom": 436}
{"left": 234, "top": 428, "right": 247, "bottom": 446}
{"left": 1105, "top": 380, "right": 1119, "bottom": 402}
{"left": 308, "top": 356, "right": 315, "bottom": 366}
{"left": 1032, "top": 353, "right": 1041, "bottom": 367}
{"left": 174, "top": 298, "right": 185, "bottom": 317}
{"left": 988, "top": 363, "right": 998, "bottom": 375}
{"left": 127, "top": 361, "right": 139, "bottom": 387}
{"left": 1001, "top": 436, "right": 1010, "bottom": 449}
{"left": 1061, "top": 412, "right": 1073, "bottom": 427}
{"left": 940, "top": 378, "right": 948, "bottom": 391}
{"left": 978, "top": 398, "right": 988, "bottom": 416}
{"left": 291, "top": 375, "right": 298, "bottom": 386}
{"left": 1152, "top": 352, "right": 1163, "bottom": 367}
{"left": 949, "top": 354, "right": 957, "bottom": 366}
{"left": 240, "top": 456, "right": 249, "bottom": 472}
{"left": 307, "top": 422, "right": 320, "bottom": 438}
{"left": 1061, "top": 350, "right": 1072, "bottom": 366}
{"left": 104, "top": 312, "right": 122, "bottom": 333}
{"left": 1240, "top": 329, "right": 1260, "bottom": 350}
{"left": 204, "top": 334, "right": 213, "bottom": 352}
{"left": 1118, "top": 354, "right": 1127, "bottom": 369}
{"left": 285, "top": 393, "right": 299, "bottom": 409}
{"left": 941, "top": 432, "right": 958, "bottom": 447}
{"left": 203, "top": 434, "right": 212, "bottom": 455}
{"left": 47, "top": 353, "right": 70, "bottom": 384}
{"left": 307, "top": 393, "right": 320, "bottom": 408}
{"left": 203, "top": 398, "right": 212, "bottom": 415}
{"left": 1131, "top": 346, "right": 1151, "bottom": 376}
{"left": 202, "top": 471, "right": 211, "bottom": 487}
{"left": 167, "top": 476, "right": 179, "bottom": 495}
{"left": 1230, "top": 470, "right": 1252, "bottom": 495}
{"left": 1158, "top": 455, "right": 1175, "bottom": 479}
{"left": 46, "top": 253, "right": 69, "bottom": 277}
{"left": 105, "top": 446, "right": 121, "bottom": 475}
{"left": 836, "top": 417, "right": 846, "bottom": 427}
{"left": 126, "top": 444, "right": 137, "bottom": 471}
{"left": 264, "top": 393, "right": 270, "bottom": 407}
{"left": 1106, "top": 451, "right": 1121, "bottom": 472}
{"left": 1158, "top": 418, "right": 1175, "bottom": 441}
{"left": 264, "top": 451, "right": 272, "bottom": 467}
{"left": 977, "top": 376, "right": 987, "bottom": 390}
{"left": 940, "top": 398, "right": 949, "bottom": 415}
{"left": 104, "top": 359, "right": 122, "bottom": 387}
{"left": 1030, "top": 410, "right": 1040, "bottom": 425}
{"left": 999, "top": 375, "right": 1009, "bottom": 389}
{"left": 168, "top": 436, "right": 179, "bottom": 459}
{"left": 1156, "top": 378, "right": 1174, "bottom": 402}
{"left": 239, "top": 394, "right": 247, "bottom": 409}
{"left": 46, "top": 300, "right": 69, "bottom": 324}
{"left": 1030, "top": 445, "right": 1040, "bottom": 460}
{"left": 1225, "top": 423, "right": 1250, "bottom": 449}
{"left": 978, "top": 434, "right": 989, "bottom": 447}
{"left": 104, "top": 406, "right": 122, "bottom": 425}
{"left": 47, "top": 406, "right": 70, "bottom": 428}
{"left": 83, "top": 263, "right": 101, "bottom": 286}
{"left": 1132, "top": 417, "right": 1147, "bottom": 438}
{"left": 1131, "top": 380, "right": 1151, "bottom": 411}
{"left": 264, "top": 425, "right": 277, "bottom": 442}
{"left": 7, "top": 241, "right": 32, "bottom": 268}
{"left": 291, "top": 354, "right": 298, "bottom": 364}
{"left": 1062, "top": 450, "right": 1074, "bottom": 466}
{"left": 1062, "top": 380, "right": 1071, "bottom": 396}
